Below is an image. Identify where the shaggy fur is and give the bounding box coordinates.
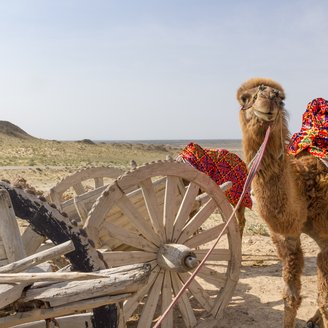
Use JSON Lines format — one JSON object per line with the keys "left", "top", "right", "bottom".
{"left": 237, "top": 77, "right": 328, "bottom": 328}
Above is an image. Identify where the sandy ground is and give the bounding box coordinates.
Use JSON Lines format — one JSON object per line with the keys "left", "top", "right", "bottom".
{"left": 0, "top": 166, "right": 321, "bottom": 328}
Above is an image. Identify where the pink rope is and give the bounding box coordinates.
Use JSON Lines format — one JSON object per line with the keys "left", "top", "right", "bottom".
{"left": 153, "top": 126, "right": 271, "bottom": 328}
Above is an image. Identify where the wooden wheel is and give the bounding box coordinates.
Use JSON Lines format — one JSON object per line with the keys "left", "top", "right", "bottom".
{"left": 48, "top": 166, "right": 124, "bottom": 224}
{"left": 85, "top": 160, "right": 242, "bottom": 327}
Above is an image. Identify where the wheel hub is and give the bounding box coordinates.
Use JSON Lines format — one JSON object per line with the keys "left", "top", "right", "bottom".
{"left": 157, "top": 243, "right": 198, "bottom": 272}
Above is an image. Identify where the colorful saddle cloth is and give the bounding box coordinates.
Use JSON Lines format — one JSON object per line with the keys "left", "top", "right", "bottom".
{"left": 288, "top": 98, "right": 328, "bottom": 160}
{"left": 179, "top": 143, "right": 252, "bottom": 209}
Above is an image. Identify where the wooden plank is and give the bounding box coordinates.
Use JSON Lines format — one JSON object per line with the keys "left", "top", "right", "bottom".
{"left": 170, "top": 272, "right": 197, "bottom": 327}
{"left": 23, "top": 263, "right": 150, "bottom": 307}
{"left": 74, "top": 196, "right": 89, "bottom": 223}
{"left": 116, "top": 194, "right": 161, "bottom": 246}
{"left": 161, "top": 270, "right": 173, "bottom": 328}
{"left": 102, "top": 221, "right": 158, "bottom": 252}
{"left": 172, "top": 182, "right": 199, "bottom": 242}
{"left": 0, "top": 293, "right": 130, "bottom": 328}
{"left": 163, "top": 176, "right": 178, "bottom": 242}
{"left": 102, "top": 250, "right": 156, "bottom": 267}
{"left": 184, "top": 223, "right": 226, "bottom": 248}
{"left": 21, "top": 226, "right": 46, "bottom": 256}
{"left": 0, "top": 240, "right": 75, "bottom": 273}
{"left": 0, "top": 189, "right": 26, "bottom": 262}
{"left": 178, "top": 272, "right": 214, "bottom": 312}
{"left": 177, "top": 198, "right": 217, "bottom": 244}
{"left": 140, "top": 178, "right": 165, "bottom": 240}
{"left": 13, "top": 313, "right": 93, "bottom": 328}
{"left": 137, "top": 271, "right": 164, "bottom": 328}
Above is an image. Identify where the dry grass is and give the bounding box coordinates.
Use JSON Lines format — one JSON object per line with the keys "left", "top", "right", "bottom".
{"left": 0, "top": 134, "right": 180, "bottom": 168}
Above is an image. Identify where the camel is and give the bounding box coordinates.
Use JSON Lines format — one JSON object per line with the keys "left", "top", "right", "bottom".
{"left": 237, "top": 77, "right": 328, "bottom": 328}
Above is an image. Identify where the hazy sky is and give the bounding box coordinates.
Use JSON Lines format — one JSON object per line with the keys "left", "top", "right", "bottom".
{"left": 0, "top": 0, "right": 327, "bottom": 140}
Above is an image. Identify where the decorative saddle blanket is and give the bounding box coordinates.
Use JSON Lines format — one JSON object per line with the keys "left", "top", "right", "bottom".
{"left": 178, "top": 143, "right": 252, "bottom": 209}
{"left": 288, "top": 98, "right": 328, "bottom": 160}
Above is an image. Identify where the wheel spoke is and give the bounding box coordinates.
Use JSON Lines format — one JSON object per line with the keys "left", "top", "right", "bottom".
{"left": 172, "top": 182, "right": 200, "bottom": 242}
{"left": 161, "top": 270, "right": 173, "bottom": 328}
{"left": 197, "top": 265, "right": 227, "bottom": 287}
{"left": 194, "top": 249, "right": 231, "bottom": 262}
{"left": 137, "top": 271, "right": 164, "bottom": 328}
{"left": 102, "top": 250, "right": 156, "bottom": 267}
{"left": 94, "top": 177, "right": 104, "bottom": 188}
{"left": 184, "top": 223, "right": 226, "bottom": 248}
{"left": 179, "top": 272, "right": 214, "bottom": 312}
{"left": 123, "top": 264, "right": 160, "bottom": 319}
{"left": 102, "top": 221, "right": 158, "bottom": 252}
{"left": 72, "top": 182, "right": 85, "bottom": 195}
{"left": 177, "top": 198, "right": 217, "bottom": 244}
{"left": 171, "top": 272, "right": 197, "bottom": 327}
{"left": 140, "top": 178, "right": 165, "bottom": 240}
{"left": 163, "top": 176, "right": 179, "bottom": 242}
{"left": 116, "top": 194, "right": 161, "bottom": 246}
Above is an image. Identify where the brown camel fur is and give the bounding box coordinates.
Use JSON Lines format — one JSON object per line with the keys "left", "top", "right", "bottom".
{"left": 237, "top": 77, "right": 328, "bottom": 328}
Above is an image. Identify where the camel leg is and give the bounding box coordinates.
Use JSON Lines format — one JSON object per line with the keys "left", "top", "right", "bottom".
{"left": 272, "top": 234, "right": 304, "bottom": 328}
{"left": 315, "top": 248, "right": 328, "bottom": 328}
{"left": 235, "top": 206, "right": 246, "bottom": 238}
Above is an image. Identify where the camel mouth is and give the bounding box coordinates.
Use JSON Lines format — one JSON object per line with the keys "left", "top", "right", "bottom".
{"left": 253, "top": 109, "right": 276, "bottom": 122}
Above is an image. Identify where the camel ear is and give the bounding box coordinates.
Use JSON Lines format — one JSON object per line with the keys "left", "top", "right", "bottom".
{"left": 239, "top": 92, "right": 251, "bottom": 107}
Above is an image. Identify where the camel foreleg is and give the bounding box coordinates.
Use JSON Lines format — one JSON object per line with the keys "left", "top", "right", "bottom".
{"left": 272, "top": 234, "right": 304, "bottom": 328}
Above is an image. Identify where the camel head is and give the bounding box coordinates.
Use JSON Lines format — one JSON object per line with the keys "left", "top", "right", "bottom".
{"left": 237, "top": 77, "right": 285, "bottom": 124}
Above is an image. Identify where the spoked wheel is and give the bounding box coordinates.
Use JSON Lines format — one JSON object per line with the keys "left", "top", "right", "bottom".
{"left": 85, "top": 160, "right": 241, "bottom": 328}
{"left": 0, "top": 181, "right": 119, "bottom": 328}
{"left": 48, "top": 166, "right": 124, "bottom": 224}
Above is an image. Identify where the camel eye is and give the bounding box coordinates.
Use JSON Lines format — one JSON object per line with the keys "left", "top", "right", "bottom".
{"left": 259, "top": 84, "right": 266, "bottom": 91}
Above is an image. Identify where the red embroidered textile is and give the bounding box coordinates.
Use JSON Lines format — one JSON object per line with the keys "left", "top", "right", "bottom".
{"left": 179, "top": 143, "right": 252, "bottom": 209}
{"left": 288, "top": 98, "right": 328, "bottom": 159}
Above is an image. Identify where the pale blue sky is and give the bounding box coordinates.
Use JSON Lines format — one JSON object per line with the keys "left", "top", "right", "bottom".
{"left": 0, "top": 0, "right": 327, "bottom": 140}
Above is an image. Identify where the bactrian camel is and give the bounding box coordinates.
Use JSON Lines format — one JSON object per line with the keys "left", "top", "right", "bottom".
{"left": 237, "top": 77, "right": 328, "bottom": 328}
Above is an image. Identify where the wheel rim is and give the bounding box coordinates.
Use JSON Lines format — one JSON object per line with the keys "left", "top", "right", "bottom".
{"left": 85, "top": 160, "right": 241, "bottom": 327}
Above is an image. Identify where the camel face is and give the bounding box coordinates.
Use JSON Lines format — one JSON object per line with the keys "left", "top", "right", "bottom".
{"left": 237, "top": 77, "right": 286, "bottom": 125}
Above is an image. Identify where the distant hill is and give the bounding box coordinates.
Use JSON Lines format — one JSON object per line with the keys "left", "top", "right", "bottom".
{"left": 0, "top": 121, "right": 34, "bottom": 139}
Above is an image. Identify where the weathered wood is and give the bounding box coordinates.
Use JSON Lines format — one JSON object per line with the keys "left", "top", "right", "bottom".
{"left": 140, "top": 178, "right": 165, "bottom": 240}
{"left": 12, "top": 313, "right": 93, "bottom": 328}
{"left": 172, "top": 181, "right": 200, "bottom": 242}
{"left": 0, "top": 271, "right": 113, "bottom": 283}
{"left": 102, "top": 221, "right": 158, "bottom": 252}
{"left": 184, "top": 223, "right": 227, "bottom": 248}
{"left": 116, "top": 195, "right": 161, "bottom": 246}
{"left": 177, "top": 198, "right": 217, "bottom": 244}
{"left": 0, "top": 293, "right": 130, "bottom": 328}
{"left": 0, "top": 189, "right": 26, "bottom": 262}
{"left": 102, "top": 250, "right": 156, "bottom": 267}
{"left": 136, "top": 271, "right": 164, "bottom": 328}
{"left": 163, "top": 176, "right": 179, "bottom": 241}
{"left": 179, "top": 271, "right": 214, "bottom": 312}
{"left": 23, "top": 263, "right": 151, "bottom": 307}
{"left": 161, "top": 270, "right": 173, "bottom": 328}
{"left": 0, "top": 240, "right": 75, "bottom": 273}
{"left": 21, "top": 226, "right": 46, "bottom": 256}
{"left": 171, "top": 271, "right": 197, "bottom": 327}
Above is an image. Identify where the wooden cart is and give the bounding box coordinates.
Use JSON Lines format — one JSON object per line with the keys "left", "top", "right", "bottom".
{"left": 51, "top": 160, "right": 242, "bottom": 327}
{"left": 0, "top": 159, "right": 242, "bottom": 327}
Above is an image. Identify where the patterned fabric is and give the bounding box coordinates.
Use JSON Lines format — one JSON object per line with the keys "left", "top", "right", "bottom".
{"left": 288, "top": 98, "right": 328, "bottom": 159}
{"left": 179, "top": 143, "right": 252, "bottom": 209}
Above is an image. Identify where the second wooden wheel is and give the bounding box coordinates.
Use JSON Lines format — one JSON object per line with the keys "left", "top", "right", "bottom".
{"left": 84, "top": 160, "right": 241, "bottom": 328}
